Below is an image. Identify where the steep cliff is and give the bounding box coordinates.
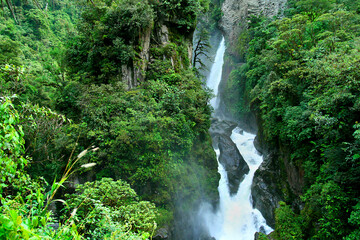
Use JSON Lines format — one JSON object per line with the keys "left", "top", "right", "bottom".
{"left": 211, "top": 0, "right": 360, "bottom": 238}
{"left": 123, "top": 22, "right": 195, "bottom": 89}
{"left": 217, "top": 0, "right": 286, "bottom": 132}
{"left": 220, "top": 0, "right": 286, "bottom": 56}
{"left": 251, "top": 120, "right": 304, "bottom": 228}
{"left": 216, "top": 0, "right": 302, "bottom": 229}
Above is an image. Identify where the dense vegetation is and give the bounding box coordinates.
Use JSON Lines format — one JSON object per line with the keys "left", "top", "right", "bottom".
{"left": 225, "top": 0, "right": 360, "bottom": 239}
{"left": 0, "top": 0, "right": 219, "bottom": 239}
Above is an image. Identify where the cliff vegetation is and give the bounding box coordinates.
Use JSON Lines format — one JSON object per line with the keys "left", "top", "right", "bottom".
{"left": 225, "top": 0, "right": 360, "bottom": 239}
{"left": 0, "top": 0, "right": 219, "bottom": 239}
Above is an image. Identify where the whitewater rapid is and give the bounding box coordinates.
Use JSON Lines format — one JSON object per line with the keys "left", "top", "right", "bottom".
{"left": 200, "top": 37, "right": 272, "bottom": 239}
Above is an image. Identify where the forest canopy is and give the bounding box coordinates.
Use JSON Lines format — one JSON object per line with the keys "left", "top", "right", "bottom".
{"left": 224, "top": 0, "right": 360, "bottom": 239}
{"left": 0, "top": 0, "right": 218, "bottom": 239}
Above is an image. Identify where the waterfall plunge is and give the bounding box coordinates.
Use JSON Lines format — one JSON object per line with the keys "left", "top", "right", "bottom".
{"left": 200, "top": 37, "right": 272, "bottom": 239}
{"left": 206, "top": 38, "right": 225, "bottom": 110}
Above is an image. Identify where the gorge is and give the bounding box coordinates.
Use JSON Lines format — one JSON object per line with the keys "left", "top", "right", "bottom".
{"left": 2, "top": 0, "right": 360, "bottom": 239}
{"left": 197, "top": 36, "right": 272, "bottom": 239}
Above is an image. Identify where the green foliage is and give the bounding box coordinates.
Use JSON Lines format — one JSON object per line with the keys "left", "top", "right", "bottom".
{"left": 0, "top": 97, "right": 82, "bottom": 240}
{"left": 0, "top": 97, "right": 156, "bottom": 239}
{"left": 302, "top": 181, "right": 350, "bottom": 239}
{"left": 296, "top": 0, "right": 335, "bottom": 20}
{"left": 1, "top": 0, "right": 218, "bottom": 237}
{"left": 346, "top": 201, "right": 360, "bottom": 239}
{"left": 274, "top": 202, "right": 303, "bottom": 240}
{"left": 20, "top": 101, "right": 73, "bottom": 181}
{"left": 0, "top": 37, "right": 22, "bottom": 65}
{"left": 64, "top": 178, "right": 157, "bottom": 239}
{"left": 0, "top": 0, "right": 79, "bottom": 107}
{"left": 66, "top": 0, "right": 154, "bottom": 84}
{"left": 226, "top": 0, "right": 360, "bottom": 238}
{"left": 56, "top": 67, "right": 213, "bottom": 205}
{"left": 153, "top": 0, "right": 209, "bottom": 32}
{"left": 0, "top": 97, "right": 27, "bottom": 195}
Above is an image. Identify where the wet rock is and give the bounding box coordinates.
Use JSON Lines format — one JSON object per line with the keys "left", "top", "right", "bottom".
{"left": 209, "top": 118, "right": 237, "bottom": 136}
{"left": 218, "top": 134, "right": 249, "bottom": 195}
{"left": 153, "top": 227, "right": 170, "bottom": 240}
{"left": 252, "top": 126, "right": 305, "bottom": 228}
{"left": 253, "top": 135, "right": 263, "bottom": 155}
{"left": 209, "top": 118, "right": 238, "bottom": 148}
{"left": 251, "top": 152, "right": 284, "bottom": 228}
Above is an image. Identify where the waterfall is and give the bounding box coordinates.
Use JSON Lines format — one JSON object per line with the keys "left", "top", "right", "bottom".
{"left": 206, "top": 38, "right": 225, "bottom": 110}
{"left": 200, "top": 37, "right": 273, "bottom": 239}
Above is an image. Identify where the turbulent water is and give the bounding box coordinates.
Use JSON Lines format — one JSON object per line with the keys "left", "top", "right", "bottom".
{"left": 206, "top": 38, "right": 225, "bottom": 110}
{"left": 200, "top": 37, "right": 272, "bottom": 239}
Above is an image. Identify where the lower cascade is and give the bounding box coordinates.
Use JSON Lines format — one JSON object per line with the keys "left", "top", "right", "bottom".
{"left": 199, "top": 37, "right": 272, "bottom": 239}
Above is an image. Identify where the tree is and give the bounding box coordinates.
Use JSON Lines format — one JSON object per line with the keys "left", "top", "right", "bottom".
{"left": 0, "top": 97, "right": 82, "bottom": 239}
{"left": 296, "top": 0, "right": 335, "bottom": 20}
{"left": 64, "top": 178, "right": 157, "bottom": 239}
{"left": 192, "top": 28, "right": 211, "bottom": 77}
{"left": 1, "top": 0, "right": 94, "bottom": 23}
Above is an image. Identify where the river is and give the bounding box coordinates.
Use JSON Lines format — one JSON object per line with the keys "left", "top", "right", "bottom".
{"left": 199, "top": 37, "right": 272, "bottom": 240}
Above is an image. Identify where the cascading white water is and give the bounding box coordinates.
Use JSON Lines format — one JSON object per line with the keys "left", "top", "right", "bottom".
{"left": 206, "top": 38, "right": 225, "bottom": 110}
{"left": 200, "top": 37, "right": 272, "bottom": 239}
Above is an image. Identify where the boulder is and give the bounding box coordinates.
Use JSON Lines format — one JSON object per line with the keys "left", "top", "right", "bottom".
{"left": 209, "top": 118, "right": 238, "bottom": 148}
{"left": 218, "top": 134, "right": 249, "bottom": 195}
{"left": 209, "top": 118, "right": 237, "bottom": 136}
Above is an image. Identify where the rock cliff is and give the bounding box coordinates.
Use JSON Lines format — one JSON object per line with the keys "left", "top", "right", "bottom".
{"left": 220, "top": 0, "right": 287, "bottom": 54}
{"left": 218, "top": 133, "right": 250, "bottom": 195}
{"left": 209, "top": 118, "right": 250, "bottom": 195}
{"left": 251, "top": 113, "right": 304, "bottom": 228}
{"left": 122, "top": 22, "right": 193, "bottom": 89}
{"left": 217, "top": 0, "right": 307, "bottom": 229}
{"left": 217, "top": 0, "right": 287, "bottom": 132}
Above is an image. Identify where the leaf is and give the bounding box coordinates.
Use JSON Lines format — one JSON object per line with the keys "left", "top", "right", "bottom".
{"left": 16, "top": 215, "right": 22, "bottom": 225}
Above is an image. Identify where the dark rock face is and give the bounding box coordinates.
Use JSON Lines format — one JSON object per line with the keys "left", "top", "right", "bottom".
{"left": 209, "top": 118, "right": 237, "bottom": 136}
{"left": 251, "top": 130, "right": 305, "bottom": 228}
{"left": 209, "top": 118, "right": 237, "bottom": 147}
{"left": 250, "top": 109, "right": 305, "bottom": 228}
{"left": 218, "top": 134, "right": 249, "bottom": 195}
{"left": 251, "top": 151, "right": 284, "bottom": 228}
{"left": 209, "top": 118, "right": 249, "bottom": 195}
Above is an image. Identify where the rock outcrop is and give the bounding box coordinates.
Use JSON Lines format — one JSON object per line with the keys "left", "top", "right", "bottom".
{"left": 220, "top": 0, "right": 287, "bottom": 53}
{"left": 218, "top": 134, "right": 249, "bottom": 195}
{"left": 153, "top": 227, "right": 170, "bottom": 240}
{"left": 209, "top": 118, "right": 238, "bottom": 143}
{"left": 209, "top": 118, "right": 249, "bottom": 195}
{"left": 251, "top": 123, "right": 304, "bottom": 227}
{"left": 121, "top": 26, "right": 152, "bottom": 89}
{"left": 251, "top": 151, "right": 284, "bottom": 227}
{"left": 122, "top": 22, "right": 194, "bottom": 90}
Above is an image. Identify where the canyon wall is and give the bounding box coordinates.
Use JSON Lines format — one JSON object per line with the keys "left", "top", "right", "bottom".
{"left": 217, "top": 0, "right": 305, "bottom": 228}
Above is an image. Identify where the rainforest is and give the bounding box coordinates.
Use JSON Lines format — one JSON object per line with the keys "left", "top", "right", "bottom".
{"left": 1, "top": 0, "right": 360, "bottom": 239}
